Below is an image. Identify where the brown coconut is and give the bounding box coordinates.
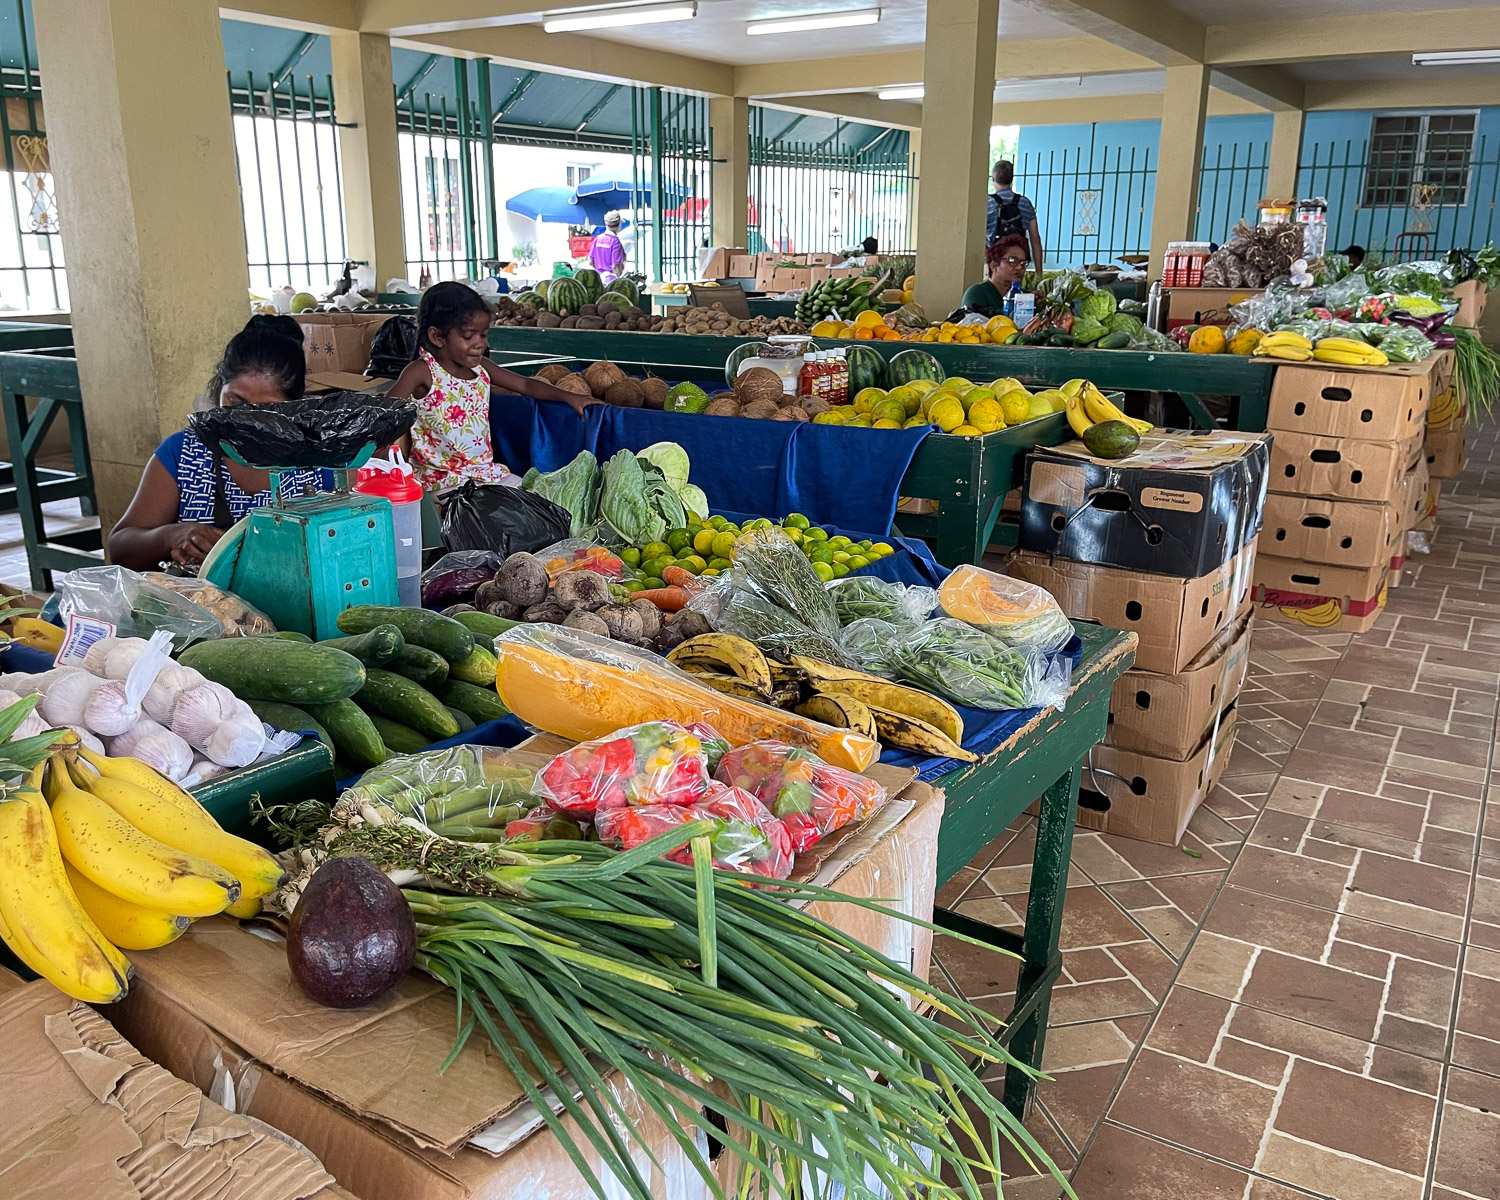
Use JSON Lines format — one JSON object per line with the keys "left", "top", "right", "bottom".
{"left": 583, "top": 359, "right": 627, "bottom": 398}
{"left": 639, "top": 377, "right": 669, "bottom": 409}
{"left": 535, "top": 363, "right": 571, "bottom": 384}
{"left": 734, "top": 366, "right": 785, "bottom": 407}
{"left": 704, "top": 397, "right": 741, "bottom": 417}
{"left": 801, "top": 396, "right": 834, "bottom": 417}
{"left": 741, "top": 399, "right": 779, "bottom": 420}
{"left": 556, "top": 373, "right": 593, "bottom": 396}
{"left": 604, "top": 378, "right": 645, "bottom": 408}
{"left": 772, "top": 406, "right": 809, "bottom": 421}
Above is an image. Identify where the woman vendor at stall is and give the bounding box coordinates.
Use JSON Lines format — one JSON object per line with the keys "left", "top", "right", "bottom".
{"left": 109, "top": 316, "right": 333, "bottom": 571}
{"left": 962, "top": 234, "right": 1032, "bottom": 314}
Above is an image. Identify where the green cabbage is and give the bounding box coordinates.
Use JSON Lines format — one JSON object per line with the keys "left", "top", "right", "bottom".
{"left": 1104, "top": 312, "right": 1144, "bottom": 338}
{"left": 637, "top": 442, "right": 690, "bottom": 492}
{"left": 679, "top": 484, "right": 709, "bottom": 520}
{"left": 1072, "top": 316, "right": 1107, "bottom": 344}
{"left": 521, "top": 450, "right": 600, "bottom": 536}
{"left": 1078, "top": 288, "right": 1117, "bottom": 321}
{"left": 600, "top": 450, "right": 664, "bottom": 545}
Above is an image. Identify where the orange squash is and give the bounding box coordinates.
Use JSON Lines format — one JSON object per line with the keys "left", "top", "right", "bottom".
{"left": 1188, "top": 326, "right": 1227, "bottom": 354}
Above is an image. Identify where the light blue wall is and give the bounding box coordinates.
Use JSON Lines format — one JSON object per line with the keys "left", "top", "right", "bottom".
{"left": 1013, "top": 107, "right": 1500, "bottom": 267}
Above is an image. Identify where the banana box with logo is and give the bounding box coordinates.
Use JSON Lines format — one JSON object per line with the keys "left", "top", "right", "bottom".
{"left": 1252, "top": 556, "right": 1388, "bottom": 634}
{"left": 1020, "top": 430, "right": 1270, "bottom": 578}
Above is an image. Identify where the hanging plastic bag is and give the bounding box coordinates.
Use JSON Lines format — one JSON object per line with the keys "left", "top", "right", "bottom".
{"left": 537, "top": 720, "right": 714, "bottom": 817}
{"left": 714, "top": 740, "right": 885, "bottom": 851}
{"left": 420, "top": 550, "right": 502, "bottom": 607}
{"left": 56, "top": 565, "right": 225, "bottom": 655}
{"left": 595, "top": 783, "right": 793, "bottom": 879}
{"left": 827, "top": 576, "right": 938, "bottom": 627}
{"left": 885, "top": 618, "right": 1073, "bottom": 712}
{"left": 440, "top": 479, "right": 573, "bottom": 556}
{"left": 936, "top": 565, "right": 1074, "bottom": 653}
{"left": 366, "top": 315, "right": 419, "bottom": 378}
{"left": 191, "top": 392, "right": 416, "bottom": 469}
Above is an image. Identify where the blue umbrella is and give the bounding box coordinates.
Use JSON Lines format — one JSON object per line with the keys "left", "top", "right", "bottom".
{"left": 574, "top": 170, "right": 688, "bottom": 210}
{"left": 505, "top": 186, "right": 616, "bottom": 225}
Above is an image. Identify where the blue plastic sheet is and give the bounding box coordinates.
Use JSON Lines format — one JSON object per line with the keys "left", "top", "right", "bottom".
{"left": 333, "top": 714, "right": 532, "bottom": 791}
{"left": 488, "top": 392, "right": 931, "bottom": 534}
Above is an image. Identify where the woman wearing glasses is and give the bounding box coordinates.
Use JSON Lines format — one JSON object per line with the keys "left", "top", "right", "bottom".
{"left": 962, "top": 234, "right": 1032, "bottom": 314}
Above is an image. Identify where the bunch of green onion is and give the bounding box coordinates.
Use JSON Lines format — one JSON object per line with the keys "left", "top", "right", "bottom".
{"left": 312, "top": 820, "right": 1067, "bottom": 1200}
{"left": 1450, "top": 325, "right": 1498, "bottom": 419}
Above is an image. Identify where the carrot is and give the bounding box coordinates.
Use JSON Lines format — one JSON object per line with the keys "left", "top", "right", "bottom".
{"left": 633, "top": 586, "right": 691, "bottom": 612}
{"left": 660, "top": 564, "right": 699, "bottom": 588}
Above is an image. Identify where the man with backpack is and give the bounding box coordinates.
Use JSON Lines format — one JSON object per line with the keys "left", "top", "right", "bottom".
{"left": 986, "top": 160, "right": 1043, "bottom": 270}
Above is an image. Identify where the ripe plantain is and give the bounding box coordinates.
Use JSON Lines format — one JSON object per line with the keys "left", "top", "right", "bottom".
{"left": 795, "top": 692, "right": 879, "bottom": 741}
{"left": 811, "top": 677, "right": 964, "bottom": 745}
{"left": 668, "top": 634, "right": 774, "bottom": 698}
{"left": 682, "top": 668, "right": 777, "bottom": 704}
{"left": 867, "top": 705, "right": 977, "bottom": 762}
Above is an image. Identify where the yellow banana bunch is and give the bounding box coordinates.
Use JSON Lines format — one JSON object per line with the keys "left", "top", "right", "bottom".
{"left": 1429, "top": 388, "right": 1458, "bottom": 429}
{"left": 0, "top": 762, "right": 131, "bottom": 1003}
{"left": 63, "top": 861, "right": 190, "bottom": 951}
{"left": 1253, "top": 331, "right": 1314, "bottom": 361}
{"left": 1064, "top": 391, "right": 1093, "bottom": 438}
{"left": 1081, "top": 383, "right": 1152, "bottom": 436}
{"left": 1280, "top": 599, "right": 1343, "bottom": 627}
{"left": 71, "top": 748, "right": 285, "bottom": 902}
{"left": 1313, "top": 337, "right": 1388, "bottom": 367}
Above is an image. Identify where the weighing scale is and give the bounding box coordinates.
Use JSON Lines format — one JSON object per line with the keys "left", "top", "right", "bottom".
{"left": 199, "top": 439, "right": 399, "bottom": 638}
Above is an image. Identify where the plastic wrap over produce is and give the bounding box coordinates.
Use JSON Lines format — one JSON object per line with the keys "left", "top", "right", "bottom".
{"left": 596, "top": 783, "right": 794, "bottom": 879}
{"left": 827, "top": 576, "right": 937, "bottom": 627}
{"left": 935, "top": 564, "right": 1074, "bottom": 653}
{"left": 536, "top": 720, "right": 714, "bottom": 816}
{"left": 57, "top": 565, "right": 225, "bottom": 650}
{"left": 886, "top": 618, "right": 1073, "bottom": 712}
{"left": 715, "top": 740, "right": 885, "bottom": 851}
{"left": 335, "top": 743, "right": 548, "bottom": 837}
{"left": 492, "top": 623, "right": 880, "bottom": 772}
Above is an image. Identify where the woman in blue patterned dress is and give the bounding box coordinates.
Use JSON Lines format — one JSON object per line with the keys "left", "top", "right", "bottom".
{"left": 109, "top": 316, "right": 330, "bottom": 571}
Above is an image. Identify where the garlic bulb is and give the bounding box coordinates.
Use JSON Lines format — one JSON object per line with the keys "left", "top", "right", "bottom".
{"left": 169, "top": 682, "right": 241, "bottom": 747}
{"left": 103, "top": 638, "right": 151, "bottom": 681}
{"left": 82, "top": 635, "right": 121, "bottom": 675}
{"left": 10, "top": 710, "right": 49, "bottom": 741}
{"left": 201, "top": 716, "right": 266, "bottom": 769}
{"left": 11, "top": 667, "right": 83, "bottom": 697}
{"left": 59, "top": 725, "right": 105, "bottom": 754}
{"left": 0, "top": 689, "right": 22, "bottom": 708}
{"left": 83, "top": 679, "right": 142, "bottom": 737}
{"left": 120, "top": 726, "right": 194, "bottom": 781}
{"left": 142, "top": 664, "right": 206, "bottom": 725}
{"left": 108, "top": 718, "right": 166, "bottom": 757}
{"left": 0, "top": 672, "right": 34, "bottom": 691}
{"left": 188, "top": 758, "right": 229, "bottom": 783}
{"left": 39, "top": 671, "right": 107, "bottom": 727}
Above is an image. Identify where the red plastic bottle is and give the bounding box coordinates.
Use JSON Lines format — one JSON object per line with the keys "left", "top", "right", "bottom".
{"left": 798, "top": 352, "right": 820, "bottom": 399}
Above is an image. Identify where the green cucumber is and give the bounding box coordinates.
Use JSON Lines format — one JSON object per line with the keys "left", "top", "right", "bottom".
{"left": 354, "top": 668, "right": 460, "bottom": 740}
{"left": 452, "top": 610, "right": 520, "bottom": 642}
{"left": 318, "top": 625, "right": 404, "bottom": 667}
{"left": 445, "top": 705, "right": 476, "bottom": 733}
{"left": 386, "top": 644, "right": 449, "bottom": 688}
{"left": 244, "top": 699, "right": 331, "bottom": 748}
{"left": 367, "top": 714, "right": 430, "bottom": 755}
{"left": 178, "top": 638, "right": 364, "bottom": 705}
{"left": 304, "top": 698, "right": 389, "bottom": 769}
{"left": 449, "top": 645, "right": 497, "bottom": 686}
{"left": 1097, "top": 330, "right": 1131, "bottom": 350}
{"left": 337, "top": 605, "right": 474, "bottom": 661}
{"left": 438, "top": 680, "right": 510, "bottom": 724}
{"left": 257, "top": 630, "right": 313, "bottom": 643}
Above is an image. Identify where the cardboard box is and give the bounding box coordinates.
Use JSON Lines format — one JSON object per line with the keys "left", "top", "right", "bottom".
{"left": 107, "top": 780, "right": 945, "bottom": 1200}
{"left": 1425, "top": 420, "right": 1465, "bottom": 479}
{"left": 1019, "top": 430, "right": 1270, "bottom": 578}
{"left": 1252, "top": 555, "right": 1388, "bottom": 634}
{"left": 1166, "top": 286, "right": 1264, "bottom": 321}
{"left": 305, "top": 370, "right": 392, "bottom": 394}
{"left": 697, "top": 246, "right": 746, "bottom": 279}
{"left": 806, "top": 252, "right": 837, "bottom": 266}
{"left": 829, "top": 266, "right": 863, "bottom": 279}
{"left": 295, "top": 311, "right": 396, "bottom": 375}
{"left": 1268, "top": 429, "right": 1421, "bottom": 504}
{"left": 1389, "top": 530, "right": 1408, "bottom": 588}
{"left": 1415, "top": 479, "right": 1440, "bottom": 534}
{"left": 1453, "top": 278, "right": 1487, "bottom": 329}
{"left": 1396, "top": 456, "right": 1430, "bottom": 532}
{"left": 0, "top": 978, "right": 345, "bottom": 1200}
{"left": 754, "top": 269, "right": 777, "bottom": 291}
{"left": 727, "top": 254, "right": 756, "bottom": 279}
{"left": 1077, "top": 708, "right": 1238, "bottom": 844}
{"left": 1260, "top": 493, "right": 1401, "bottom": 569}
{"left": 1007, "top": 539, "right": 1256, "bottom": 674}
{"left": 1429, "top": 349, "right": 1456, "bottom": 397}
{"left": 1267, "top": 359, "right": 1432, "bottom": 442}
{"left": 771, "top": 268, "right": 801, "bottom": 292}
{"left": 1106, "top": 608, "right": 1252, "bottom": 760}
{"left": 755, "top": 251, "right": 781, "bottom": 271}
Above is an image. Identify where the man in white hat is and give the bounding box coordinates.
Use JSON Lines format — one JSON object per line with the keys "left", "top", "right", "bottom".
{"left": 590, "top": 210, "right": 626, "bottom": 283}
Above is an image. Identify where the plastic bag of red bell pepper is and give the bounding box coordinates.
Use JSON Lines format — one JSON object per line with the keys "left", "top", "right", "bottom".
{"left": 536, "top": 720, "right": 713, "bottom": 816}
{"left": 595, "top": 783, "right": 793, "bottom": 879}
{"left": 714, "top": 740, "right": 886, "bottom": 852}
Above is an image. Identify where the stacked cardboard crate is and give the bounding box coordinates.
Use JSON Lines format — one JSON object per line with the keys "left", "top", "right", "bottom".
{"left": 1255, "top": 355, "right": 1440, "bottom": 632}
{"left": 1424, "top": 360, "right": 1465, "bottom": 483}
{"left": 1008, "top": 431, "right": 1269, "bottom": 845}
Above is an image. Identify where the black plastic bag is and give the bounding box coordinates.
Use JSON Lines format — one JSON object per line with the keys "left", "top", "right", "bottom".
{"left": 367, "top": 316, "right": 419, "bottom": 378}
{"left": 191, "top": 392, "right": 416, "bottom": 469}
{"left": 421, "top": 549, "right": 501, "bottom": 606}
{"left": 440, "top": 481, "right": 572, "bottom": 557}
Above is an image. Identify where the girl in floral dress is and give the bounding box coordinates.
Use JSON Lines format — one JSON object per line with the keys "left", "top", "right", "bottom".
{"left": 389, "top": 281, "right": 596, "bottom": 492}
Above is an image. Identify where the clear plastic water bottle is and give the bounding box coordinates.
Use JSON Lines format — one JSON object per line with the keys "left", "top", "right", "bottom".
{"left": 355, "top": 449, "right": 424, "bottom": 607}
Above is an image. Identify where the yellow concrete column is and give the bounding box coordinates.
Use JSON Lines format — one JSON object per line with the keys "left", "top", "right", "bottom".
{"left": 1148, "top": 62, "right": 1210, "bottom": 277}
{"left": 332, "top": 31, "right": 406, "bottom": 287}
{"left": 709, "top": 95, "right": 749, "bottom": 249}
{"left": 1267, "top": 108, "right": 1305, "bottom": 200}
{"left": 31, "top": 0, "right": 250, "bottom": 532}
{"left": 914, "top": 0, "right": 998, "bottom": 314}
{"left": 907, "top": 129, "right": 921, "bottom": 253}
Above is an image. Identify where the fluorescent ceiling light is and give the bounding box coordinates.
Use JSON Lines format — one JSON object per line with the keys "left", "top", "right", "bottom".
{"left": 544, "top": 1, "right": 696, "bottom": 33}
{"left": 878, "top": 85, "right": 923, "bottom": 101}
{"left": 1413, "top": 49, "right": 1500, "bottom": 65}
{"left": 747, "top": 8, "right": 879, "bottom": 35}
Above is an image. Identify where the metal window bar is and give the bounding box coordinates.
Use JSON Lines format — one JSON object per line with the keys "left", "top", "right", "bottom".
{"left": 0, "top": 0, "right": 65, "bottom": 311}
{"left": 227, "top": 70, "right": 349, "bottom": 293}
{"left": 1194, "top": 140, "right": 1269, "bottom": 245}
{"left": 1015, "top": 129, "right": 1154, "bottom": 268}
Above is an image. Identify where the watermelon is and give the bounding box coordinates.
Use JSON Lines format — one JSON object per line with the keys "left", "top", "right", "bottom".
{"left": 610, "top": 277, "right": 639, "bottom": 306}
{"left": 724, "top": 341, "right": 771, "bottom": 387}
{"left": 513, "top": 290, "right": 543, "bottom": 310}
{"left": 598, "top": 290, "right": 637, "bottom": 314}
{"left": 548, "top": 276, "right": 589, "bottom": 316}
{"left": 533, "top": 278, "right": 552, "bottom": 304}
{"left": 886, "top": 349, "right": 945, "bottom": 387}
{"left": 844, "top": 344, "right": 886, "bottom": 394}
{"left": 573, "top": 268, "right": 604, "bottom": 303}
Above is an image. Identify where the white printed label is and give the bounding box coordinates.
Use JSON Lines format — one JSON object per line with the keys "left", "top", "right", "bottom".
{"left": 56, "top": 614, "right": 115, "bottom": 666}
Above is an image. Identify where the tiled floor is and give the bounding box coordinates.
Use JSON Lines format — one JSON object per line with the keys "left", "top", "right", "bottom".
{"left": 936, "top": 422, "right": 1500, "bottom": 1199}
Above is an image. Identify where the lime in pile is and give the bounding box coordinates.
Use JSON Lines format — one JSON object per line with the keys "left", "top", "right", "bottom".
{"left": 619, "top": 512, "right": 896, "bottom": 590}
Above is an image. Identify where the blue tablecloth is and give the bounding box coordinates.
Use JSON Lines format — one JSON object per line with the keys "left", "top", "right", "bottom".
{"left": 490, "top": 392, "right": 931, "bottom": 535}
{"left": 333, "top": 714, "right": 532, "bottom": 790}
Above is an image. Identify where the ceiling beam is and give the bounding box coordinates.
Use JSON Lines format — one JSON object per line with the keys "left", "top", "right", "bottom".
{"left": 1212, "top": 66, "right": 1303, "bottom": 113}
{"left": 400, "top": 25, "right": 732, "bottom": 95}
{"left": 218, "top": 0, "right": 358, "bottom": 32}
{"left": 1205, "top": 6, "right": 1500, "bottom": 65}
{"left": 990, "top": 89, "right": 1261, "bottom": 126}
{"left": 1305, "top": 74, "right": 1500, "bottom": 111}
{"left": 735, "top": 38, "right": 1153, "bottom": 99}
{"left": 763, "top": 95, "right": 922, "bottom": 132}
{"left": 357, "top": 0, "right": 626, "bottom": 36}
{"left": 1005, "top": 0, "right": 1203, "bottom": 65}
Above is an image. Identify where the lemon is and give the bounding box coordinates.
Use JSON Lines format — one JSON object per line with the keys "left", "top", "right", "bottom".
{"left": 887, "top": 384, "right": 921, "bottom": 417}
{"left": 804, "top": 527, "right": 829, "bottom": 541}
{"left": 952, "top": 423, "right": 983, "bottom": 436}
{"left": 853, "top": 387, "right": 886, "bottom": 415}
{"left": 692, "top": 528, "right": 716, "bottom": 555}
{"left": 641, "top": 541, "right": 671, "bottom": 561}
{"left": 871, "top": 542, "right": 894, "bottom": 557}
{"left": 831, "top": 550, "right": 851, "bottom": 563}
{"left": 708, "top": 557, "right": 732, "bottom": 570}
{"left": 783, "top": 527, "right": 803, "bottom": 544}
{"left": 999, "top": 389, "right": 1031, "bottom": 424}
{"left": 929, "top": 397, "right": 965, "bottom": 432}
{"left": 828, "top": 536, "right": 852, "bottom": 548}
{"left": 832, "top": 562, "right": 851, "bottom": 577}
{"left": 812, "top": 561, "right": 834, "bottom": 582}
{"left": 847, "top": 554, "right": 870, "bottom": 569}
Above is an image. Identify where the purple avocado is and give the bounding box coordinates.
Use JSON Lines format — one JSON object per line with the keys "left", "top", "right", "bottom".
{"left": 286, "top": 857, "right": 416, "bottom": 1008}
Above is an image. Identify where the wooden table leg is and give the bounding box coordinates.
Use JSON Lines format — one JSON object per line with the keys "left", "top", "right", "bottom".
{"left": 1002, "top": 761, "right": 1081, "bottom": 1119}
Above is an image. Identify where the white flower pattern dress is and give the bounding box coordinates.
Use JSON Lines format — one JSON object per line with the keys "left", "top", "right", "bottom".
{"left": 410, "top": 348, "right": 511, "bottom": 491}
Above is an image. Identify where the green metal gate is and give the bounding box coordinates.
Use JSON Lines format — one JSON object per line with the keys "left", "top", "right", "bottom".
{"left": 1195, "top": 140, "right": 1269, "bottom": 245}
{"left": 628, "top": 87, "right": 711, "bottom": 282}
{"left": 0, "top": 0, "right": 62, "bottom": 311}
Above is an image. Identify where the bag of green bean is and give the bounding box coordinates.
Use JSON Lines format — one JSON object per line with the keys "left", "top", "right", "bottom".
{"left": 885, "top": 617, "right": 1073, "bottom": 711}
